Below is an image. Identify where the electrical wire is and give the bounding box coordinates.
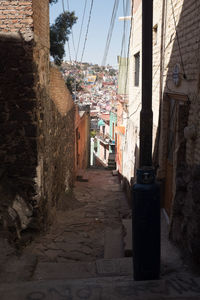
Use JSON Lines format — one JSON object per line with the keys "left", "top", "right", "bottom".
{"left": 80, "top": 0, "right": 94, "bottom": 63}
{"left": 120, "top": 0, "right": 130, "bottom": 58}
{"left": 75, "top": 0, "right": 88, "bottom": 62}
{"left": 62, "top": 0, "right": 72, "bottom": 62}
{"left": 170, "top": 0, "right": 186, "bottom": 79}
{"left": 101, "top": 0, "right": 120, "bottom": 66}
{"left": 102, "top": 0, "right": 119, "bottom": 66}
{"left": 120, "top": 0, "right": 126, "bottom": 62}
{"left": 123, "top": 0, "right": 133, "bottom": 97}
{"left": 66, "top": 0, "right": 76, "bottom": 59}
{"left": 123, "top": 0, "right": 134, "bottom": 144}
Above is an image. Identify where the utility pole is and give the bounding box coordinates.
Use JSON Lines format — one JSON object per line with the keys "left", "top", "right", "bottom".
{"left": 140, "top": 0, "right": 153, "bottom": 167}
{"left": 132, "top": 0, "right": 160, "bottom": 281}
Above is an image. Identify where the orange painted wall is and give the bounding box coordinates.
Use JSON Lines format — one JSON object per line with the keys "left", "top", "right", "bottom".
{"left": 116, "top": 100, "right": 124, "bottom": 174}
{"left": 75, "top": 107, "right": 90, "bottom": 172}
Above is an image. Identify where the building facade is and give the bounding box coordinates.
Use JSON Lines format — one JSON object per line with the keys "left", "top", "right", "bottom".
{"left": 117, "top": 0, "right": 200, "bottom": 262}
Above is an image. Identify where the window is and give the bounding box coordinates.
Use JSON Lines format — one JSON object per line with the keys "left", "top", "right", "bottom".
{"left": 134, "top": 52, "right": 140, "bottom": 87}
{"left": 153, "top": 24, "right": 158, "bottom": 45}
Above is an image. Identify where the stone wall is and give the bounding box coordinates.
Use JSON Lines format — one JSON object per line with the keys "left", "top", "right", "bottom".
{"left": 42, "top": 67, "right": 75, "bottom": 220}
{"left": 157, "top": 0, "right": 200, "bottom": 263}
{"left": 0, "top": 1, "right": 38, "bottom": 235}
{"left": 0, "top": 1, "right": 75, "bottom": 237}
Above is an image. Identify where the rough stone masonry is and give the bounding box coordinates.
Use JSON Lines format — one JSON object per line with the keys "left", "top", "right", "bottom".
{"left": 0, "top": 0, "right": 75, "bottom": 239}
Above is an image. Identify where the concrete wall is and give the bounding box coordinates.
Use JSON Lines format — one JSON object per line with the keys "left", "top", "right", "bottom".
{"left": 118, "top": 0, "right": 163, "bottom": 182}
{"left": 120, "top": 0, "right": 142, "bottom": 183}
{"left": 0, "top": 1, "right": 75, "bottom": 236}
{"left": 116, "top": 0, "right": 200, "bottom": 262}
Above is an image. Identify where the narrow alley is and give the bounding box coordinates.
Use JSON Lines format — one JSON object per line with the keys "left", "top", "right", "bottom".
{"left": 0, "top": 169, "right": 133, "bottom": 298}
{"left": 0, "top": 168, "right": 199, "bottom": 299}
{"left": 21, "top": 168, "right": 131, "bottom": 264}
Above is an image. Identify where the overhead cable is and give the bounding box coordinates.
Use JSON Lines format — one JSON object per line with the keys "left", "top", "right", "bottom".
{"left": 80, "top": 0, "right": 94, "bottom": 63}
{"left": 120, "top": 0, "right": 130, "bottom": 58}
{"left": 62, "top": 0, "right": 72, "bottom": 62}
{"left": 101, "top": 0, "right": 120, "bottom": 66}
{"left": 123, "top": 0, "right": 133, "bottom": 96}
{"left": 170, "top": 0, "right": 186, "bottom": 79}
{"left": 76, "top": 0, "right": 88, "bottom": 62}
{"left": 66, "top": 0, "right": 76, "bottom": 59}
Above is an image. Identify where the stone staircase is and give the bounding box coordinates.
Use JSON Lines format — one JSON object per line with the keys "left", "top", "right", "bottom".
{"left": 1, "top": 259, "right": 200, "bottom": 300}
{"left": 107, "top": 153, "right": 116, "bottom": 170}
{"left": 1, "top": 170, "right": 200, "bottom": 299}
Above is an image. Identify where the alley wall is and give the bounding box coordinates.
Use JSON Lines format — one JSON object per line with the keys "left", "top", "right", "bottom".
{"left": 0, "top": 0, "right": 75, "bottom": 235}
{"left": 0, "top": 0, "right": 39, "bottom": 232}
{"left": 75, "top": 106, "right": 90, "bottom": 172}
{"left": 158, "top": 0, "right": 200, "bottom": 263}
{"left": 116, "top": 0, "right": 200, "bottom": 263}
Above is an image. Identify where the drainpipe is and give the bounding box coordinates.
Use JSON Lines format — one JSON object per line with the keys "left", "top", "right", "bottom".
{"left": 132, "top": 0, "right": 160, "bottom": 281}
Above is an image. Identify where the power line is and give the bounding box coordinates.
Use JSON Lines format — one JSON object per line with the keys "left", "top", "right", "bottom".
{"left": 120, "top": 0, "right": 130, "bottom": 58}
{"left": 170, "top": 0, "right": 186, "bottom": 79}
{"left": 80, "top": 0, "right": 94, "bottom": 63}
{"left": 101, "top": 0, "right": 120, "bottom": 66}
{"left": 75, "top": 0, "right": 88, "bottom": 62}
{"left": 120, "top": 0, "right": 126, "bottom": 58}
{"left": 101, "top": 0, "right": 119, "bottom": 66}
{"left": 123, "top": 0, "right": 133, "bottom": 97}
{"left": 66, "top": 0, "right": 76, "bottom": 59}
{"left": 62, "top": 0, "right": 72, "bottom": 62}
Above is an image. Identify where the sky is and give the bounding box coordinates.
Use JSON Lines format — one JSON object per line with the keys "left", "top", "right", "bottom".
{"left": 49, "top": 0, "right": 131, "bottom": 67}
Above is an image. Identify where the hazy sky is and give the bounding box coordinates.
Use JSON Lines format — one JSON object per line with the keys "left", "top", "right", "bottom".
{"left": 49, "top": 0, "right": 131, "bottom": 67}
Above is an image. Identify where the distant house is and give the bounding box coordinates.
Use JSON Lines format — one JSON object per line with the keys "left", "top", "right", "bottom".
{"left": 93, "top": 112, "right": 117, "bottom": 168}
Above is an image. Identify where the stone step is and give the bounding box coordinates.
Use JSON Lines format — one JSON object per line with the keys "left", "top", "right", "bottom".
{"left": 1, "top": 274, "right": 200, "bottom": 300}
{"left": 122, "top": 219, "right": 133, "bottom": 256}
{"left": 104, "top": 226, "right": 124, "bottom": 258}
{"left": 108, "top": 157, "right": 116, "bottom": 164}
{"left": 33, "top": 258, "right": 133, "bottom": 281}
{"left": 76, "top": 169, "right": 89, "bottom": 182}
{"left": 112, "top": 170, "right": 118, "bottom": 176}
{"left": 107, "top": 166, "right": 116, "bottom": 170}
{"left": 108, "top": 162, "right": 116, "bottom": 167}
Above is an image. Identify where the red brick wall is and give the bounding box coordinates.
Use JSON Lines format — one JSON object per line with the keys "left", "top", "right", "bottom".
{"left": 0, "top": 0, "right": 33, "bottom": 36}
{"left": 50, "top": 67, "right": 74, "bottom": 116}
{"left": 32, "top": 0, "right": 49, "bottom": 47}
